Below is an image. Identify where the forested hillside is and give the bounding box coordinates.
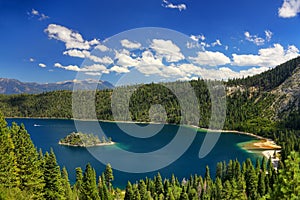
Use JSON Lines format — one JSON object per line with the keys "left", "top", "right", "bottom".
{"left": 1, "top": 57, "right": 300, "bottom": 139}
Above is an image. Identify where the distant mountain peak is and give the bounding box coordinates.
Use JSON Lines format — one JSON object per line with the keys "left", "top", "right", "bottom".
{"left": 0, "top": 78, "right": 114, "bottom": 94}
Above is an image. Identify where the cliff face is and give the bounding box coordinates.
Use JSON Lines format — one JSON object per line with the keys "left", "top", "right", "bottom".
{"left": 225, "top": 57, "right": 300, "bottom": 122}
{"left": 271, "top": 64, "right": 300, "bottom": 118}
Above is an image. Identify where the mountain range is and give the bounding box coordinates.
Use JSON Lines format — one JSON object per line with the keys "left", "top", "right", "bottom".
{"left": 0, "top": 78, "right": 114, "bottom": 94}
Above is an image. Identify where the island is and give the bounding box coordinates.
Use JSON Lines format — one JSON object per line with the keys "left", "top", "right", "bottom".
{"left": 59, "top": 132, "right": 114, "bottom": 147}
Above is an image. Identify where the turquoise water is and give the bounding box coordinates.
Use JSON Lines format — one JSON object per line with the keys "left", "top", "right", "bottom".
{"left": 6, "top": 118, "right": 258, "bottom": 188}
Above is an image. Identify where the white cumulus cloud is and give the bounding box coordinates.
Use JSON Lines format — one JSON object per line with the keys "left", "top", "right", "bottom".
{"left": 189, "top": 51, "right": 231, "bottom": 67}
{"left": 54, "top": 63, "right": 81, "bottom": 71}
{"left": 95, "top": 44, "right": 109, "bottom": 52}
{"left": 278, "top": 0, "right": 300, "bottom": 18}
{"left": 232, "top": 44, "right": 300, "bottom": 67}
{"left": 54, "top": 63, "right": 109, "bottom": 74}
{"left": 63, "top": 49, "right": 90, "bottom": 58}
{"left": 120, "top": 39, "right": 142, "bottom": 49}
{"left": 150, "top": 39, "right": 185, "bottom": 62}
{"left": 45, "top": 24, "right": 99, "bottom": 50}
{"left": 63, "top": 49, "right": 113, "bottom": 64}
{"left": 38, "top": 63, "right": 46, "bottom": 68}
{"left": 110, "top": 65, "right": 130, "bottom": 73}
{"left": 162, "top": 0, "right": 187, "bottom": 11}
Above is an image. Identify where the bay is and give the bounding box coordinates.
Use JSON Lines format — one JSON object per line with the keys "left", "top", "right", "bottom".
{"left": 6, "top": 118, "right": 259, "bottom": 188}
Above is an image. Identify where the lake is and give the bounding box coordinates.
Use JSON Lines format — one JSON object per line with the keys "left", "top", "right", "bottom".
{"left": 6, "top": 118, "right": 259, "bottom": 188}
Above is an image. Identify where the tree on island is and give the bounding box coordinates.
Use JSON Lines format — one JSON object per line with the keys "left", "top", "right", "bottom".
{"left": 59, "top": 132, "right": 113, "bottom": 147}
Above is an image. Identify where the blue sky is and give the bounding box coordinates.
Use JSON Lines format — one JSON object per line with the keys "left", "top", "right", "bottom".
{"left": 0, "top": 0, "right": 300, "bottom": 84}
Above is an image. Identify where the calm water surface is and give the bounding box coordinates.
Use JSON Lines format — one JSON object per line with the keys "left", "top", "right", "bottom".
{"left": 6, "top": 118, "right": 259, "bottom": 188}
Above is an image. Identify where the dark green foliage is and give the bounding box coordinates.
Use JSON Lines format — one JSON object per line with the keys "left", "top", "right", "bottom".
{"left": 138, "top": 180, "right": 148, "bottom": 200}
{"left": 81, "top": 163, "right": 100, "bottom": 200}
{"left": 0, "top": 113, "right": 18, "bottom": 188}
{"left": 98, "top": 173, "right": 112, "bottom": 200}
{"left": 61, "top": 167, "right": 73, "bottom": 200}
{"left": 0, "top": 186, "right": 31, "bottom": 200}
{"left": 227, "top": 56, "right": 300, "bottom": 91}
{"left": 104, "top": 163, "right": 114, "bottom": 191}
{"left": 43, "top": 149, "right": 65, "bottom": 200}
{"left": 154, "top": 172, "right": 164, "bottom": 195}
{"left": 10, "top": 123, "right": 44, "bottom": 198}
{"left": 269, "top": 151, "right": 300, "bottom": 199}
{"left": 124, "top": 181, "right": 134, "bottom": 200}
{"left": 73, "top": 167, "right": 83, "bottom": 199}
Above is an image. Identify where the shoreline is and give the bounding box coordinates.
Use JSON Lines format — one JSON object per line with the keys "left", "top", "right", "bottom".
{"left": 7, "top": 116, "right": 281, "bottom": 156}
{"left": 186, "top": 125, "right": 282, "bottom": 159}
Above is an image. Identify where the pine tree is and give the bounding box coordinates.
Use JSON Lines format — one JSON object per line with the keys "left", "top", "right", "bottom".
{"left": 204, "top": 165, "right": 211, "bottom": 181}
{"left": 97, "top": 176, "right": 104, "bottom": 200}
{"left": 98, "top": 174, "right": 110, "bottom": 200}
{"left": 216, "top": 162, "right": 223, "bottom": 179}
{"left": 61, "top": 167, "right": 73, "bottom": 200}
{"left": 124, "top": 181, "right": 134, "bottom": 200}
{"left": 73, "top": 167, "right": 83, "bottom": 199}
{"left": 258, "top": 172, "right": 266, "bottom": 196}
{"left": 226, "top": 160, "right": 234, "bottom": 180}
{"left": 133, "top": 184, "right": 141, "bottom": 200}
{"left": 233, "top": 159, "right": 241, "bottom": 179}
{"left": 138, "top": 180, "right": 148, "bottom": 200}
{"left": 43, "top": 149, "right": 65, "bottom": 200}
{"left": 245, "top": 165, "right": 258, "bottom": 200}
{"left": 261, "top": 156, "right": 267, "bottom": 172}
{"left": 104, "top": 163, "right": 114, "bottom": 191}
{"left": 155, "top": 173, "right": 164, "bottom": 195}
{"left": 10, "top": 123, "right": 44, "bottom": 198}
{"left": 171, "top": 174, "right": 176, "bottom": 186}
{"left": 214, "top": 177, "right": 222, "bottom": 199}
{"left": 81, "top": 163, "right": 100, "bottom": 200}
{"left": 270, "top": 151, "right": 300, "bottom": 199}
{"left": 255, "top": 157, "right": 261, "bottom": 174}
{"left": 0, "top": 114, "right": 18, "bottom": 188}
{"left": 236, "top": 175, "right": 247, "bottom": 199}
